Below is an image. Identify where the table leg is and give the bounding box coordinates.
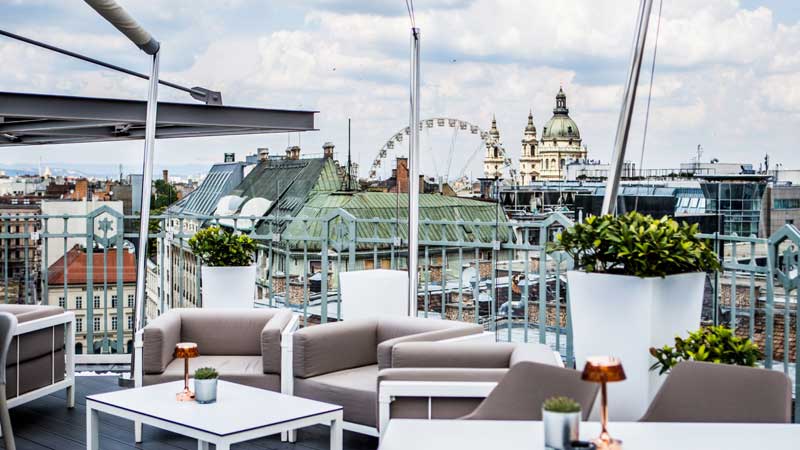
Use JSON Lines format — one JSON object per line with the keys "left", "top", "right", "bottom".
{"left": 330, "top": 411, "right": 343, "bottom": 450}
{"left": 86, "top": 405, "right": 99, "bottom": 450}
{"left": 197, "top": 440, "right": 210, "bottom": 450}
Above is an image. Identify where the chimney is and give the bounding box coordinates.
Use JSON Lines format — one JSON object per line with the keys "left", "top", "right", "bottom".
{"left": 322, "top": 142, "right": 335, "bottom": 159}
{"left": 286, "top": 146, "right": 301, "bottom": 160}
{"left": 258, "top": 147, "right": 270, "bottom": 162}
{"left": 162, "top": 169, "right": 169, "bottom": 183}
{"left": 224, "top": 153, "right": 235, "bottom": 163}
{"left": 396, "top": 157, "right": 409, "bottom": 194}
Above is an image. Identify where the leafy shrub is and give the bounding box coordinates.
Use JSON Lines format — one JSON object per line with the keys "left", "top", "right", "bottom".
{"left": 188, "top": 226, "right": 256, "bottom": 267}
{"left": 556, "top": 212, "right": 720, "bottom": 278}
{"left": 649, "top": 325, "right": 761, "bottom": 375}
{"left": 542, "top": 396, "right": 581, "bottom": 413}
{"left": 194, "top": 367, "right": 219, "bottom": 380}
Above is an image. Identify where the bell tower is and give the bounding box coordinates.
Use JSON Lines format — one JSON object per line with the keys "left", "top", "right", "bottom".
{"left": 483, "top": 115, "right": 505, "bottom": 179}
{"left": 518, "top": 110, "right": 539, "bottom": 184}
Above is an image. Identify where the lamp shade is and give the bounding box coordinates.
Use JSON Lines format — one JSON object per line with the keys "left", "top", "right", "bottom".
{"left": 581, "top": 356, "right": 626, "bottom": 383}
{"left": 174, "top": 342, "right": 199, "bottom": 359}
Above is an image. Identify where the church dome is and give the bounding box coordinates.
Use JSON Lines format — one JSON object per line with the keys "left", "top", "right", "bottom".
{"left": 541, "top": 88, "right": 581, "bottom": 142}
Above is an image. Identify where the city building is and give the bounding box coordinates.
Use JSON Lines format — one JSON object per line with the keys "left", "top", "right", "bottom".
{"left": 47, "top": 245, "right": 137, "bottom": 354}
{"left": 0, "top": 200, "right": 42, "bottom": 303}
{"left": 761, "top": 183, "right": 800, "bottom": 236}
{"left": 482, "top": 116, "right": 505, "bottom": 180}
{"left": 699, "top": 174, "right": 771, "bottom": 236}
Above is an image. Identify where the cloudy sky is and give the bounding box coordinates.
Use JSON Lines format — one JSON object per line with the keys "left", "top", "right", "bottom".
{"left": 1, "top": 0, "right": 798, "bottom": 178}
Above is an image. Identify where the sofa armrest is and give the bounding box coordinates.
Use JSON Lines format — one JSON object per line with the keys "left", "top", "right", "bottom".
{"left": 292, "top": 319, "right": 377, "bottom": 378}
{"left": 261, "top": 309, "right": 295, "bottom": 374}
{"left": 142, "top": 311, "right": 181, "bottom": 374}
{"left": 510, "top": 343, "right": 563, "bottom": 367}
{"left": 377, "top": 368, "right": 507, "bottom": 438}
{"left": 390, "top": 342, "right": 515, "bottom": 369}
{"left": 377, "top": 325, "right": 485, "bottom": 370}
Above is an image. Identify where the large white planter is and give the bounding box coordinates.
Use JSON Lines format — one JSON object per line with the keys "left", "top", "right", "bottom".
{"left": 200, "top": 264, "right": 257, "bottom": 309}
{"left": 568, "top": 270, "right": 706, "bottom": 421}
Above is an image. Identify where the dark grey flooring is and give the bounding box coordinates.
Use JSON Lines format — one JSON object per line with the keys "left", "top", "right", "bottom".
{"left": 3, "top": 376, "right": 378, "bottom": 450}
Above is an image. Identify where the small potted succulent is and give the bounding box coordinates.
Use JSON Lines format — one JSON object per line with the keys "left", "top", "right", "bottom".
{"left": 193, "top": 367, "right": 219, "bottom": 404}
{"left": 542, "top": 396, "right": 581, "bottom": 450}
{"left": 188, "top": 226, "right": 258, "bottom": 309}
{"left": 650, "top": 325, "right": 761, "bottom": 374}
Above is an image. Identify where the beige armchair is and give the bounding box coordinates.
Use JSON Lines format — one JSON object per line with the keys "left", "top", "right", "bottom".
{"left": 286, "top": 317, "right": 487, "bottom": 437}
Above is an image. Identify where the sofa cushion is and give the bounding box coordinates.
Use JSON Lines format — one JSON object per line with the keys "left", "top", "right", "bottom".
{"left": 142, "top": 355, "right": 281, "bottom": 392}
{"left": 391, "top": 342, "right": 515, "bottom": 369}
{"left": 294, "top": 364, "right": 378, "bottom": 427}
{"left": 179, "top": 309, "right": 278, "bottom": 356}
{"left": 6, "top": 349, "right": 65, "bottom": 399}
{"left": 143, "top": 310, "right": 181, "bottom": 374}
{"left": 293, "top": 319, "right": 378, "bottom": 378}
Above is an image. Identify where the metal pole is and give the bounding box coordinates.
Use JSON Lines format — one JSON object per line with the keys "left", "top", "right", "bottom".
{"left": 601, "top": 0, "right": 653, "bottom": 215}
{"left": 131, "top": 50, "right": 159, "bottom": 375}
{"left": 408, "top": 27, "right": 421, "bottom": 316}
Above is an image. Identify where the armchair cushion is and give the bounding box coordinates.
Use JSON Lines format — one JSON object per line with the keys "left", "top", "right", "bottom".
{"left": 510, "top": 343, "right": 562, "bottom": 366}
{"left": 143, "top": 355, "right": 280, "bottom": 392}
{"left": 391, "top": 342, "right": 515, "bottom": 369}
{"left": 376, "top": 320, "right": 484, "bottom": 370}
{"left": 295, "top": 364, "right": 379, "bottom": 427}
{"left": 142, "top": 310, "right": 181, "bottom": 374}
{"left": 261, "top": 309, "right": 293, "bottom": 375}
{"left": 293, "top": 319, "right": 378, "bottom": 378}
{"left": 179, "top": 309, "right": 278, "bottom": 356}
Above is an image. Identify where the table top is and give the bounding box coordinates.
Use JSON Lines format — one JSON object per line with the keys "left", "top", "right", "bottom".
{"left": 379, "top": 419, "right": 800, "bottom": 450}
{"left": 87, "top": 381, "right": 341, "bottom": 437}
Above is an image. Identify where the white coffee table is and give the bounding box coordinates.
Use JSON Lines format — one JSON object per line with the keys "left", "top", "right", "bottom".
{"left": 86, "top": 380, "right": 343, "bottom": 450}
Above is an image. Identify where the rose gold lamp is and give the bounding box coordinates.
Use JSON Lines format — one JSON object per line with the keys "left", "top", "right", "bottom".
{"left": 581, "top": 356, "right": 626, "bottom": 449}
{"left": 174, "top": 342, "right": 199, "bottom": 401}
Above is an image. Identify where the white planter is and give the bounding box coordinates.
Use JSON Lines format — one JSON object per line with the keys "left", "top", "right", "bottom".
{"left": 542, "top": 409, "right": 580, "bottom": 450}
{"left": 200, "top": 264, "right": 257, "bottom": 309}
{"left": 194, "top": 378, "right": 218, "bottom": 404}
{"left": 568, "top": 270, "right": 706, "bottom": 421}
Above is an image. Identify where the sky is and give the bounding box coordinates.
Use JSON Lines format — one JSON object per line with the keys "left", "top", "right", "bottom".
{"left": 1, "top": 0, "right": 799, "bottom": 179}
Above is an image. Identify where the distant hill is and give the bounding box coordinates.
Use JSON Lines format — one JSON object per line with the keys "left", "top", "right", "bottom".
{"left": 0, "top": 163, "right": 212, "bottom": 179}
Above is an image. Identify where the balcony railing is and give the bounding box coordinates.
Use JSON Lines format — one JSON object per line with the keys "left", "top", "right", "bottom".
{"left": 1, "top": 210, "right": 798, "bottom": 392}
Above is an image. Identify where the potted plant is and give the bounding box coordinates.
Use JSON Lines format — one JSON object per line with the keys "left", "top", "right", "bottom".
{"left": 650, "top": 325, "right": 761, "bottom": 374}
{"left": 188, "top": 226, "right": 258, "bottom": 309}
{"left": 193, "top": 367, "right": 219, "bottom": 404}
{"left": 542, "top": 396, "right": 581, "bottom": 450}
{"left": 558, "top": 212, "right": 719, "bottom": 420}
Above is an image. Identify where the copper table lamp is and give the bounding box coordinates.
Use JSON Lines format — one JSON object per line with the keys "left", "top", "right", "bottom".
{"left": 174, "top": 342, "right": 199, "bottom": 401}
{"left": 581, "top": 356, "right": 626, "bottom": 449}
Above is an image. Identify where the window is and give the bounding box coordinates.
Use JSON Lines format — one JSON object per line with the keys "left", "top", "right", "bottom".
{"left": 774, "top": 199, "right": 800, "bottom": 209}
{"left": 93, "top": 316, "right": 101, "bottom": 332}
{"left": 127, "top": 294, "right": 135, "bottom": 308}
{"left": 76, "top": 317, "right": 83, "bottom": 333}
{"left": 75, "top": 296, "right": 83, "bottom": 309}
{"left": 93, "top": 296, "right": 100, "bottom": 309}
{"left": 127, "top": 315, "right": 133, "bottom": 330}
{"left": 111, "top": 295, "right": 117, "bottom": 308}
{"left": 111, "top": 315, "right": 117, "bottom": 331}
{"left": 58, "top": 296, "right": 65, "bottom": 308}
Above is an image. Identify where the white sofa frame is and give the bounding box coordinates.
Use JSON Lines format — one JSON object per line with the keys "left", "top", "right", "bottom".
{"left": 377, "top": 349, "right": 564, "bottom": 440}
{"left": 7, "top": 311, "right": 76, "bottom": 410}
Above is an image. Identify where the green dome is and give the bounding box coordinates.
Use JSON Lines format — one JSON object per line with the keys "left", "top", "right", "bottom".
{"left": 541, "top": 115, "right": 580, "bottom": 141}
{"left": 541, "top": 88, "right": 580, "bottom": 142}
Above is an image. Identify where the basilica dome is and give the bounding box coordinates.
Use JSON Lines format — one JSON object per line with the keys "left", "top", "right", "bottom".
{"left": 541, "top": 88, "right": 581, "bottom": 142}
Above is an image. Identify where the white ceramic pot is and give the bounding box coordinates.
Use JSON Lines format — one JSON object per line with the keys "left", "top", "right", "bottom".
{"left": 194, "top": 378, "right": 218, "bottom": 404}
{"left": 542, "top": 409, "right": 580, "bottom": 450}
{"left": 200, "top": 264, "right": 257, "bottom": 309}
{"left": 568, "top": 270, "right": 706, "bottom": 421}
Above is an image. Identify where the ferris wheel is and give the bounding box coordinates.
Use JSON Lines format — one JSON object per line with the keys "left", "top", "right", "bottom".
{"left": 368, "top": 117, "right": 511, "bottom": 182}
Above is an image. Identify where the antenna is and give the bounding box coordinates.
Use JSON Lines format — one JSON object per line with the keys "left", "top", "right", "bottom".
{"left": 347, "top": 118, "right": 352, "bottom": 191}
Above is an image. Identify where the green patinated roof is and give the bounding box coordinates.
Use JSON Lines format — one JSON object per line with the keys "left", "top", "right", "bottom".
{"left": 279, "top": 192, "right": 513, "bottom": 250}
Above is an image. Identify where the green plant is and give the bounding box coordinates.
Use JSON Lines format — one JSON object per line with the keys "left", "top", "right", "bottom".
{"left": 194, "top": 367, "right": 219, "bottom": 380}
{"left": 649, "top": 325, "right": 761, "bottom": 375}
{"left": 542, "top": 396, "right": 581, "bottom": 413}
{"left": 555, "top": 212, "right": 720, "bottom": 278}
{"left": 188, "top": 226, "right": 256, "bottom": 267}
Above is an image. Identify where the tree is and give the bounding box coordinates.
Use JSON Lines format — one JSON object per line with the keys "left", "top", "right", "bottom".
{"left": 152, "top": 180, "right": 178, "bottom": 209}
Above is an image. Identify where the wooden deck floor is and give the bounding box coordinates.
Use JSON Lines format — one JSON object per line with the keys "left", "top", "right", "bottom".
{"left": 3, "top": 376, "right": 378, "bottom": 450}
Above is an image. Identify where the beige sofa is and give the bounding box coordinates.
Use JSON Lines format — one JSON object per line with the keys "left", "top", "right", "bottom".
{"left": 0, "top": 304, "right": 75, "bottom": 409}
{"left": 136, "top": 308, "right": 296, "bottom": 392}
{"left": 286, "top": 317, "right": 488, "bottom": 436}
